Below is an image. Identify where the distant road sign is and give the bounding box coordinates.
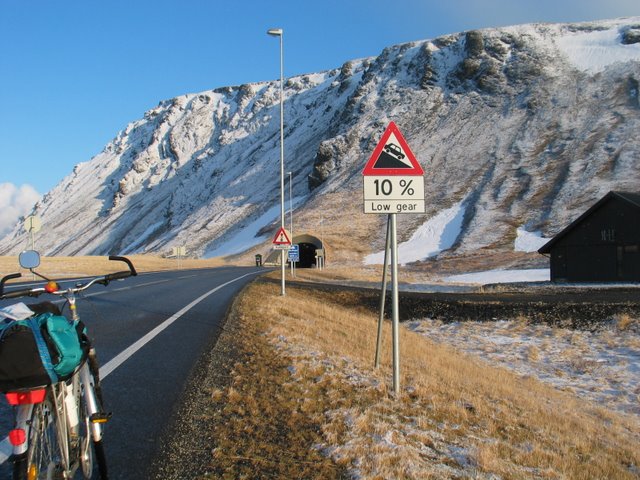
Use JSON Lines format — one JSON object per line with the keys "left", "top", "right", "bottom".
{"left": 363, "top": 122, "right": 425, "bottom": 214}
{"left": 288, "top": 245, "right": 299, "bottom": 262}
{"left": 272, "top": 227, "right": 292, "bottom": 250}
{"left": 24, "top": 215, "right": 41, "bottom": 233}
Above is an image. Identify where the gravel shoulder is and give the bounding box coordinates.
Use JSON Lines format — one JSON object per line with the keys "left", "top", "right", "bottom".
{"left": 148, "top": 300, "right": 239, "bottom": 479}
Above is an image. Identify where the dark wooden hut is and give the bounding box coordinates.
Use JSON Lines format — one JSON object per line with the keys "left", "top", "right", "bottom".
{"left": 538, "top": 191, "right": 640, "bottom": 283}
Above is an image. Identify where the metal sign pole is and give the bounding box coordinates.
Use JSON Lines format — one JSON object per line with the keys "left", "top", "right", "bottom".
{"left": 363, "top": 122, "right": 423, "bottom": 396}
{"left": 390, "top": 213, "right": 400, "bottom": 394}
{"left": 375, "top": 215, "right": 392, "bottom": 368}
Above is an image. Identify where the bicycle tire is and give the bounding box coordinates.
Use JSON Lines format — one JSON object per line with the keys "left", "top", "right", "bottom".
{"left": 12, "top": 394, "right": 63, "bottom": 480}
{"left": 76, "top": 380, "right": 94, "bottom": 480}
{"left": 93, "top": 439, "right": 108, "bottom": 480}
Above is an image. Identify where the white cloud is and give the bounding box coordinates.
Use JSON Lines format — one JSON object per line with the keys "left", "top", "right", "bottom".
{"left": 0, "top": 183, "right": 41, "bottom": 238}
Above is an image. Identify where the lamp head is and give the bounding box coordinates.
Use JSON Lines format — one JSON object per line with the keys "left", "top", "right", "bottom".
{"left": 267, "top": 28, "right": 283, "bottom": 36}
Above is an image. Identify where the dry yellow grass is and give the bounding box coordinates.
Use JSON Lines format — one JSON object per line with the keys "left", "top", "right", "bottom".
{"left": 616, "top": 313, "right": 636, "bottom": 331}
{"left": 225, "top": 280, "right": 640, "bottom": 479}
{"left": 0, "top": 254, "right": 228, "bottom": 281}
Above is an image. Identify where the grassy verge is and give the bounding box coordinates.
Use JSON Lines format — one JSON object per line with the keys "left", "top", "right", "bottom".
{"left": 204, "top": 293, "right": 350, "bottom": 480}
{"left": 198, "top": 278, "right": 640, "bottom": 479}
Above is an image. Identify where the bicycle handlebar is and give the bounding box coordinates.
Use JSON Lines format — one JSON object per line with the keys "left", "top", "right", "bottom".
{"left": 0, "top": 256, "right": 137, "bottom": 300}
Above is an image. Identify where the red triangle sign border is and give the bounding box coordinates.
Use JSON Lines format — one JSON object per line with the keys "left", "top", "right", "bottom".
{"left": 362, "top": 121, "right": 424, "bottom": 176}
{"left": 272, "top": 226, "right": 292, "bottom": 245}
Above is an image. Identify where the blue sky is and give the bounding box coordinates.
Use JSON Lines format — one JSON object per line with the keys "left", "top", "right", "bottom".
{"left": 1, "top": 0, "right": 638, "bottom": 201}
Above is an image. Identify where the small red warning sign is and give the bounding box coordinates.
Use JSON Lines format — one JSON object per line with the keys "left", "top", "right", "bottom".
{"left": 272, "top": 227, "right": 292, "bottom": 245}
{"left": 362, "top": 122, "right": 424, "bottom": 176}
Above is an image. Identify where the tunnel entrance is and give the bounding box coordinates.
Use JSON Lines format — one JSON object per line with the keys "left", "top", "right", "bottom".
{"left": 292, "top": 234, "right": 324, "bottom": 268}
{"left": 297, "top": 242, "right": 317, "bottom": 268}
{"left": 263, "top": 233, "right": 325, "bottom": 268}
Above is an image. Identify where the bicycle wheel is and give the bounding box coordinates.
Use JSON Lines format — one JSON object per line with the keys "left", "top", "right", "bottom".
{"left": 77, "top": 403, "right": 93, "bottom": 479}
{"left": 13, "top": 395, "right": 63, "bottom": 480}
{"left": 70, "top": 378, "right": 93, "bottom": 480}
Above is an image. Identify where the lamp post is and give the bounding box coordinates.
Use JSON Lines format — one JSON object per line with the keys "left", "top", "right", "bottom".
{"left": 288, "top": 171, "right": 294, "bottom": 277}
{"left": 267, "top": 27, "right": 286, "bottom": 296}
{"left": 287, "top": 171, "right": 293, "bottom": 237}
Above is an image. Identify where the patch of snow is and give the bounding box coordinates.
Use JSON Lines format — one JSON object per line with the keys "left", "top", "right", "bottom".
{"left": 204, "top": 204, "right": 280, "bottom": 258}
{"left": 556, "top": 25, "right": 640, "bottom": 74}
{"left": 514, "top": 227, "right": 550, "bottom": 253}
{"left": 203, "top": 195, "right": 307, "bottom": 258}
{"left": 443, "top": 268, "right": 550, "bottom": 284}
{"left": 364, "top": 201, "right": 465, "bottom": 266}
{"left": 407, "top": 318, "right": 640, "bottom": 416}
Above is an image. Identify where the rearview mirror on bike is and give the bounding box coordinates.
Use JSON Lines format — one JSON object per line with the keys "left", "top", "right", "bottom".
{"left": 18, "top": 250, "right": 40, "bottom": 270}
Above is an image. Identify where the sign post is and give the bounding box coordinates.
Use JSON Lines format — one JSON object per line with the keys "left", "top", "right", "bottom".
{"left": 363, "top": 121, "right": 425, "bottom": 395}
{"left": 23, "top": 215, "right": 41, "bottom": 251}
{"left": 288, "top": 244, "right": 299, "bottom": 277}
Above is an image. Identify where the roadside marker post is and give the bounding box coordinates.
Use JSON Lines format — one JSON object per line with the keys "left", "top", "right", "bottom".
{"left": 363, "top": 121, "right": 425, "bottom": 395}
{"left": 23, "top": 216, "right": 42, "bottom": 281}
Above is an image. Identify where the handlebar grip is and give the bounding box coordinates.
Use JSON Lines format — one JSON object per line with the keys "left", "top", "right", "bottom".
{"left": 108, "top": 256, "right": 137, "bottom": 276}
{"left": 0, "top": 273, "right": 23, "bottom": 298}
{"left": 0, "top": 288, "right": 40, "bottom": 300}
{"left": 104, "top": 271, "right": 132, "bottom": 282}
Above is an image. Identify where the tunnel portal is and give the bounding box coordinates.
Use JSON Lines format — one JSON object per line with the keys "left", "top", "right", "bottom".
{"left": 263, "top": 233, "right": 324, "bottom": 268}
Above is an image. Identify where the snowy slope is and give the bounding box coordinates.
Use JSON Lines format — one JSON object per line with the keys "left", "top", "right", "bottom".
{"left": 1, "top": 17, "right": 639, "bottom": 268}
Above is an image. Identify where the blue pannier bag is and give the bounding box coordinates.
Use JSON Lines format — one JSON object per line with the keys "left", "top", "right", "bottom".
{"left": 0, "top": 313, "right": 89, "bottom": 392}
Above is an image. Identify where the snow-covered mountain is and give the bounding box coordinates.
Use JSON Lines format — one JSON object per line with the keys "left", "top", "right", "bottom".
{"left": 2, "top": 18, "right": 639, "bottom": 267}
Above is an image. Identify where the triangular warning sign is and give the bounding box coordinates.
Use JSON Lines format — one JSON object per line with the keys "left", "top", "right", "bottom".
{"left": 272, "top": 227, "right": 292, "bottom": 245}
{"left": 362, "top": 122, "right": 424, "bottom": 176}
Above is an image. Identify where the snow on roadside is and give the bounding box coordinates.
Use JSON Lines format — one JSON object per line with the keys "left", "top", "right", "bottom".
{"left": 407, "top": 317, "right": 640, "bottom": 417}
{"left": 273, "top": 336, "right": 496, "bottom": 480}
{"left": 275, "top": 304, "right": 640, "bottom": 479}
{"left": 364, "top": 201, "right": 465, "bottom": 266}
{"left": 442, "top": 268, "right": 550, "bottom": 284}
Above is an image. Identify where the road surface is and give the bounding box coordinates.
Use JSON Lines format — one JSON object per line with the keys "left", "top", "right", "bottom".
{"left": 0, "top": 265, "right": 263, "bottom": 478}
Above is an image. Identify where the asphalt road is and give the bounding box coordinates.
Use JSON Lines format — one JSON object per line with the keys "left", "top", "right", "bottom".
{"left": 0, "top": 265, "right": 264, "bottom": 478}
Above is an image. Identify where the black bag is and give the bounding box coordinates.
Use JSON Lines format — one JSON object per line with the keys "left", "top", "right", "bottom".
{"left": 0, "top": 314, "right": 89, "bottom": 392}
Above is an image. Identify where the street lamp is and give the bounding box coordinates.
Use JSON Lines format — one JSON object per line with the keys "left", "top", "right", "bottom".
{"left": 288, "top": 171, "right": 295, "bottom": 277}
{"left": 267, "top": 27, "right": 286, "bottom": 295}
{"left": 287, "top": 171, "right": 293, "bottom": 237}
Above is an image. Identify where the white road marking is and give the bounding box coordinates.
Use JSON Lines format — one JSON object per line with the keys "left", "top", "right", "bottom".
{"left": 99, "top": 271, "right": 259, "bottom": 379}
{"left": 0, "top": 270, "right": 260, "bottom": 466}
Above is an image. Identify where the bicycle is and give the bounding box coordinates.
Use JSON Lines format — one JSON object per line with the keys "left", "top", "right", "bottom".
{"left": 0, "top": 251, "right": 137, "bottom": 479}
